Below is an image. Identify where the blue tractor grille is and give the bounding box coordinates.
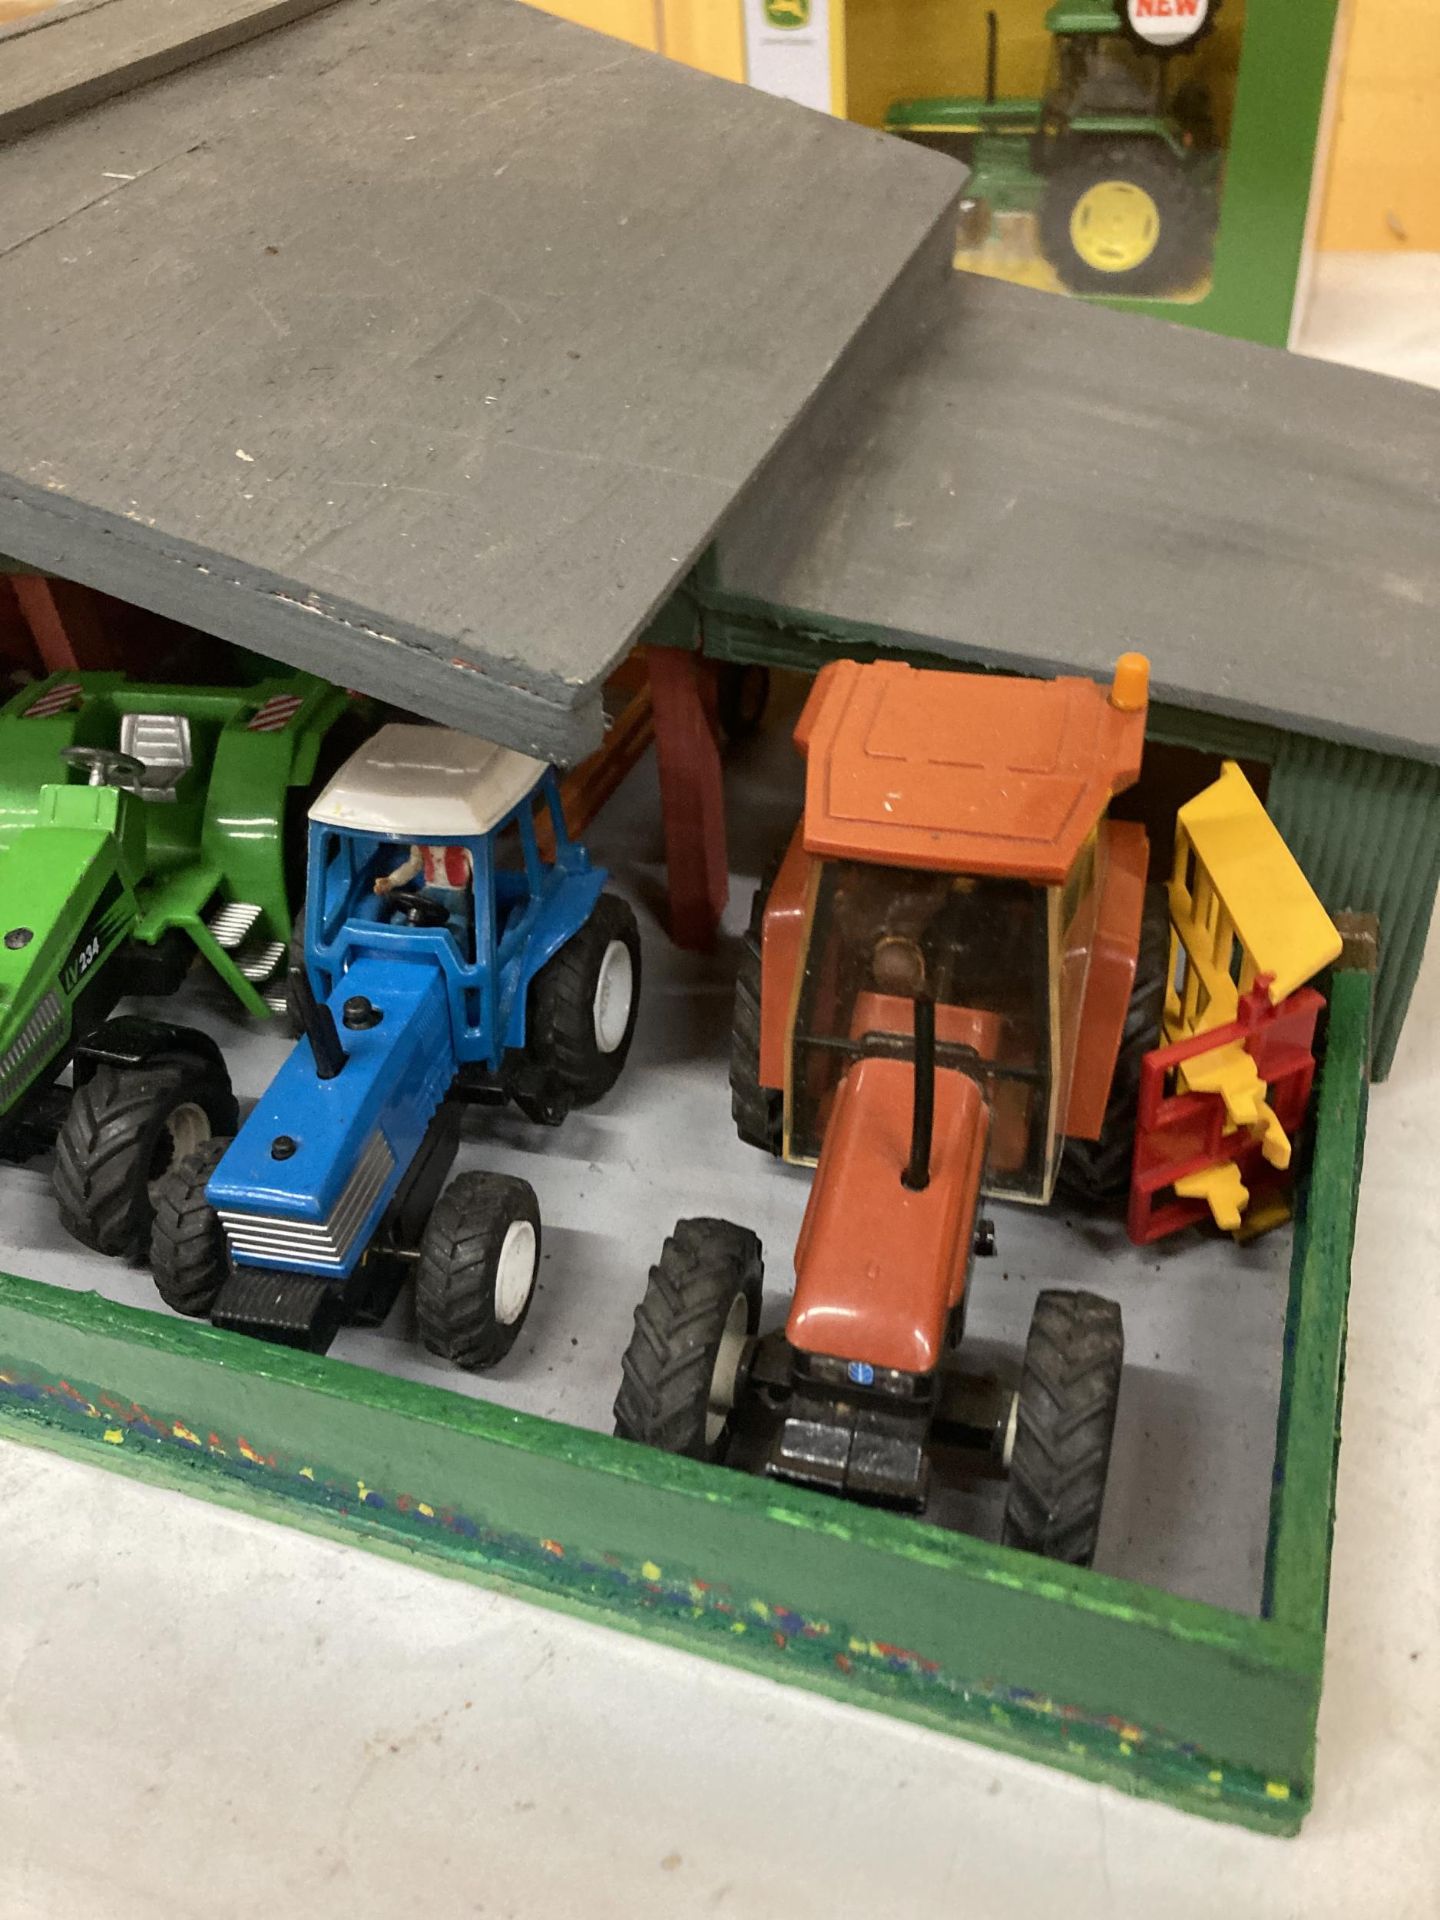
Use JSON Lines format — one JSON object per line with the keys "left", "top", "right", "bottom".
{"left": 217, "top": 1131, "right": 396, "bottom": 1272}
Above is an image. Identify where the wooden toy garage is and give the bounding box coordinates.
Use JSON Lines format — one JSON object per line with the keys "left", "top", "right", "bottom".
{"left": 0, "top": 0, "right": 1437, "bottom": 1837}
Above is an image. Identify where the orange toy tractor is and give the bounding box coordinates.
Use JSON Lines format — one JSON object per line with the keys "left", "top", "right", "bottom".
{"left": 616, "top": 654, "right": 1169, "bottom": 1564}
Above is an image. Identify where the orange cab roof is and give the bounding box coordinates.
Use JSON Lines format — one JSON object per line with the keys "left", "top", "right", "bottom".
{"left": 794, "top": 656, "right": 1148, "bottom": 884}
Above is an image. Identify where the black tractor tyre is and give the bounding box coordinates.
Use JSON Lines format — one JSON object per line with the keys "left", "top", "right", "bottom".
{"left": 1001, "top": 1289, "right": 1125, "bottom": 1567}
{"left": 53, "top": 1049, "right": 240, "bottom": 1260}
{"left": 414, "top": 1171, "right": 542, "bottom": 1369}
{"left": 1057, "top": 886, "right": 1170, "bottom": 1206}
{"left": 614, "top": 1218, "right": 763, "bottom": 1463}
{"left": 150, "top": 1138, "right": 232, "bottom": 1317}
{"left": 525, "top": 892, "right": 641, "bottom": 1106}
{"left": 730, "top": 873, "right": 784, "bottom": 1157}
{"left": 1038, "top": 142, "right": 1214, "bottom": 297}
{"left": 716, "top": 663, "right": 772, "bottom": 745}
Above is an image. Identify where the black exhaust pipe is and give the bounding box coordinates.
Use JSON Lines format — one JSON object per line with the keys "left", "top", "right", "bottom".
{"left": 902, "top": 993, "right": 936, "bottom": 1192}
{"left": 290, "top": 966, "right": 347, "bottom": 1080}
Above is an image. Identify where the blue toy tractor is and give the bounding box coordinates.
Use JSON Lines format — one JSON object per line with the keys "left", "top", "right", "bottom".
{"left": 149, "top": 724, "right": 641, "bottom": 1361}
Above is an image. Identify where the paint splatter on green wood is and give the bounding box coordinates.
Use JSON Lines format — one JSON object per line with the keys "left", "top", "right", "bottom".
{"left": 0, "top": 1352, "right": 1302, "bottom": 1826}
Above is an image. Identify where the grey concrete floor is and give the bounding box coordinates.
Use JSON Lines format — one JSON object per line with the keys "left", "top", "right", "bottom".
{"left": 0, "top": 678, "right": 1290, "bottom": 1615}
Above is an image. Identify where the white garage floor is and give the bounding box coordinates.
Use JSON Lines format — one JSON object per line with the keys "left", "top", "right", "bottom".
{"left": 2, "top": 258, "right": 1438, "bottom": 1917}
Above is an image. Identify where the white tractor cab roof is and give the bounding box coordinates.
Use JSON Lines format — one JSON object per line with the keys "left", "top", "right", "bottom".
{"left": 309, "top": 724, "right": 548, "bottom": 840}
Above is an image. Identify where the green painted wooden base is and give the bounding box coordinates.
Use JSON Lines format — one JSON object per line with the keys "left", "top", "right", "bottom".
{"left": 0, "top": 972, "right": 1370, "bottom": 1834}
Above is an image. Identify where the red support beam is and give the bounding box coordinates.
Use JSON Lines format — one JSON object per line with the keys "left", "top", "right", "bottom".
{"left": 646, "top": 644, "right": 729, "bottom": 951}
{"left": 0, "top": 577, "right": 39, "bottom": 675}
{"left": 9, "top": 575, "right": 124, "bottom": 672}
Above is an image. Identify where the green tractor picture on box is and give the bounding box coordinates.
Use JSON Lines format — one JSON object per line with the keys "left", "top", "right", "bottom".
{"left": 887, "top": 2, "right": 1226, "bottom": 298}
{"left": 0, "top": 669, "right": 356, "bottom": 1259}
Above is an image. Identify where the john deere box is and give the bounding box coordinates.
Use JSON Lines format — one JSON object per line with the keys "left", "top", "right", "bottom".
{"left": 524, "top": 0, "right": 1343, "bottom": 347}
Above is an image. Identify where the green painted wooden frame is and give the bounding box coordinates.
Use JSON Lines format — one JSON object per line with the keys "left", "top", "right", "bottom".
{"left": 0, "top": 970, "right": 1368, "bottom": 1834}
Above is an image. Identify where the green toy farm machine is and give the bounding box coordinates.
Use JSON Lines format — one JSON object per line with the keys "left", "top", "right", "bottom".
{"left": 0, "top": 669, "right": 354, "bottom": 1257}
{"left": 886, "top": 2, "right": 1223, "bottom": 296}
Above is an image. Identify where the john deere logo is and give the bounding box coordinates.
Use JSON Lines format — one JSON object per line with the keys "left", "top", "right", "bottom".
{"left": 764, "top": 0, "right": 810, "bottom": 28}
{"left": 1126, "top": 0, "right": 1211, "bottom": 49}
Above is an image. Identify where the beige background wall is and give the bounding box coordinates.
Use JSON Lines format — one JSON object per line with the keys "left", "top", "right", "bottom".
{"left": 1318, "top": 0, "right": 1440, "bottom": 249}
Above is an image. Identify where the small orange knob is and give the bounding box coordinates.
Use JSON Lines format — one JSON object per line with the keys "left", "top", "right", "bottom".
{"left": 1110, "top": 652, "right": 1150, "bottom": 713}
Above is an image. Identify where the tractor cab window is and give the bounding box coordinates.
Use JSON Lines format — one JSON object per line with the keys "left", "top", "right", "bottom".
{"left": 313, "top": 827, "right": 376, "bottom": 948}
{"left": 787, "top": 859, "right": 1054, "bottom": 1202}
{"left": 531, "top": 783, "right": 568, "bottom": 864}
{"left": 309, "top": 826, "right": 487, "bottom": 969}
{"left": 492, "top": 819, "right": 525, "bottom": 875}
{"left": 1049, "top": 25, "right": 1162, "bottom": 120}
{"left": 491, "top": 817, "right": 530, "bottom": 950}
{"left": 491, "top": 790, "right": 561, "bottom": 956}
{"left": 371, "top": 841, "right": 478, "bottom": 959}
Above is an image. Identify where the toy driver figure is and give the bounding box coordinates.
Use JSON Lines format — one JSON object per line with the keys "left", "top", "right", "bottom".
{"left": 374, "top": 843, "right": 474, "bottom": 952}
{"left": 831, "top": 866, "right": 952, "bottom": 1000}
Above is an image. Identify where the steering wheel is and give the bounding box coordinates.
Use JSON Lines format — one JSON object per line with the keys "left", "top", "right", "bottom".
{"left": 385, "top": 887, "right": 451, "bottom": 929}
{"left": 59, "top": 744, "right": 146, "bottom": 790}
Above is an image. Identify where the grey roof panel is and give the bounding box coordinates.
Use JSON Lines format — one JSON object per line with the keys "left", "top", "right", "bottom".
{"left": 714, "top": 273, "right": 1440, "bottom": 763}
{"left": 0, "top": 0, "right": 343, "bottom": 144}
{"left": 0, "top": 0, "right": 961, "bottom": 759}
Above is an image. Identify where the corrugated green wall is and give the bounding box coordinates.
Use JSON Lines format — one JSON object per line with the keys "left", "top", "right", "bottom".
{"left": 1266, "top": 738, "right": 1440, "bottom": 1082}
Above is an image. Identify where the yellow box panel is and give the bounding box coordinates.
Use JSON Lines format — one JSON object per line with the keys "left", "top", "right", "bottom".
{"left": 519, "top": 0, "right": 661, "bottom": 53}
{"left": 1318, "top": 0, "right": 1440, "bottom": 249}
{"left": 522, "top": 1, "right": 745, "bottom": 82}
{"left": 662, "top": 0, "right": 745, "bottom": 82}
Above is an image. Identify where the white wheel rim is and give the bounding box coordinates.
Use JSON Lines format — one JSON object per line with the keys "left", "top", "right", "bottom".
{"left": 494, "top": 1218, "right": 538, "bottom": 1326}
{"left": 592, "top": 939, "right": 633, "bottom": 1055}
{"left": 705, "top": 1292, "right": 750, "bottom": 1449}
{"left": 149, "top": 1102, "right": 211, "bottom": 1205}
